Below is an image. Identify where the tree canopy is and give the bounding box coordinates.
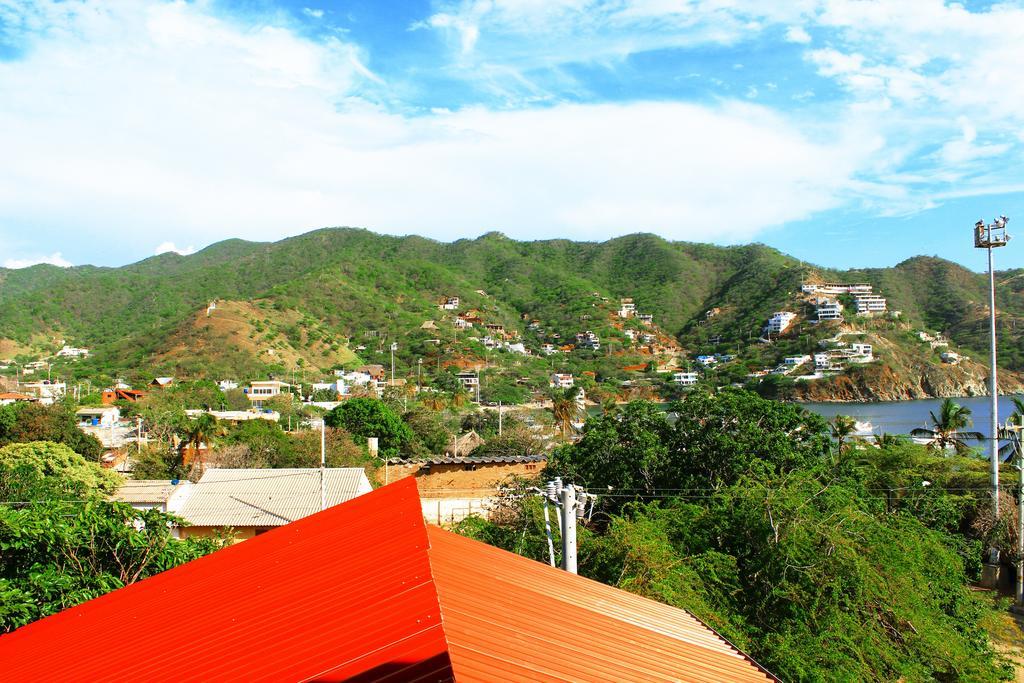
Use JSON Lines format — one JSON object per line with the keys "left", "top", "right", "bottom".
{"left": 324, "top": 398, "right": 412, "bottom": 458}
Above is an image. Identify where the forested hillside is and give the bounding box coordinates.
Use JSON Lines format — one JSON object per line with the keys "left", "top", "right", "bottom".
{"left": 2, "top": 228, "right": 1023, "bottom": 391}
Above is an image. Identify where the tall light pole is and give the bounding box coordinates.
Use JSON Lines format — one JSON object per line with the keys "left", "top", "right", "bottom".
{"left": 974, "top": 215, "right": 1010, "bottom": 520}
{"left": 390, "top": 342, "right": 397, "bottom": 386}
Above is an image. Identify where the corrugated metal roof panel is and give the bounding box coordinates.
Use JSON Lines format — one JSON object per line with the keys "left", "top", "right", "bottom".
{"left": 176, "top": 467, "right": 371, "bottom": 527}
{"left": 0, "top": 478, "right": 776, "bottom": 681}
{"left": 428, "top": 526, "right": 776, "bottom": 682}
{"left": 111, "top": 479, "right": 186, "bottom": 504}
{"left": 0, "top": 478, "right": 453, "bottom": 682}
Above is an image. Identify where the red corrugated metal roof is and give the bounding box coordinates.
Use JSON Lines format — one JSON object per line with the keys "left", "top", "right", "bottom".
{"left": 0, "top": 478, "right": 776, "bottom": 682}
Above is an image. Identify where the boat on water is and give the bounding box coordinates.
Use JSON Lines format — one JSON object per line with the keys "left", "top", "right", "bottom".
{"left": 853, "top": 420, "right": 874, "bottom": 437}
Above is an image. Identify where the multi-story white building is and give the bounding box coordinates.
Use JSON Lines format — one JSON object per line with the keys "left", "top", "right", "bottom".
{"left": 636, "top": 314, "right": 653, "bottom": 325}
{"left": 766, "top": 312, "right": 797, "bottom": 335}
{"left": 673, "top": 371, "right": 699, "bottom": 386}
{"left": 247, "top": 380, "right": 291, "bottom": 409}
{"left": 618, "top": 298, "right": 636, "bottom": 318}
{"left": 815, "top": 300, "right": 843, "bottom": 321}
{"left": 575, "top": 331, "right": 600, "bottom": 350}
{"left": 854, "top": 295, "right": 887, "bottom": 316}
{"left": 56, "top": 345, "right": 90, "bottom": 358}
{"left": 814, "top": 352, "right": 831, "bottom": 369}
{"left": 802, "top": 283, "right": 873, "bottom": 295}
{"left": 550, "top": 373, "right": 575, "bottom": 389}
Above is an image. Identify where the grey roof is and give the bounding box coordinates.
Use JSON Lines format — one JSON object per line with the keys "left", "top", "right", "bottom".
{"left": 112, "top": 480, "right": 187, "bottom": 504}
{"left": 177, "top": 468, "right": 372, "bottom": 528}
{"left": 389, "top": 454, "right": 547, "bottom": 466}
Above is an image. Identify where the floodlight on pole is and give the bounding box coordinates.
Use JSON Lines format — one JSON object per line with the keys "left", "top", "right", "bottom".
{"left": 973, "top": 215, "right": 1010, "bottom": 521}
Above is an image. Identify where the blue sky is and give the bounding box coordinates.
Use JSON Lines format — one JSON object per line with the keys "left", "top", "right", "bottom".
{"left": 1, "top": 0, "right": 1023, "bottom": 272}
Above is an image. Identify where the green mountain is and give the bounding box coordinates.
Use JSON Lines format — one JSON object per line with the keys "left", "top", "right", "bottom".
{"left": 1, "top": 228, "right": 1022, "bottom": 397}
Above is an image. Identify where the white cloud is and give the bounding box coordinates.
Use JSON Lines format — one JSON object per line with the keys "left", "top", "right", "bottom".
{"left": 785, "top": 26, "right": 811, "bottom": 44}
{"left": 302, "top": 8, "right": 324, "bottom": 19}
{"left": 3, "top": 252, "right": 73, "bottom": 269}
{"left": 0, "top": 0, "right": 880, "bottom": 260}
{"left": 154, "top": 242, "right": 197, "bottom": 256}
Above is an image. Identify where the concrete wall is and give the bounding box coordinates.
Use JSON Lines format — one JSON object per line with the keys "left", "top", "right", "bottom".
{"left": 379, "top": 460, "right": 543, "bottom": 498}
{"left": 178, "top": 526, "right": 261, "bottom": 543}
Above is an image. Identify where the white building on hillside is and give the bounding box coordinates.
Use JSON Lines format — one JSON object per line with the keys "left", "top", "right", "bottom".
{"left": 56, "top": 345, "right": 90, "bottom": 358}
{"left": 247, "top": 380, "right": 291, "bottom": 409}
{"left": 815, "top": 300, "right": 843, "bottom": 321}
{"left": 618, "top": 298, "right": 636, "bottom": 318}
{"left": 767, "top": 312, "right": 797, "bottom": 335}
{"left": 19, "top": 380, "right": 66, "bottom": 406}
{"left": 854, "top": 295, "right": 887, "bottom": 315}
{"left": 550, "top": 373, "right": 574, "bottom": 389}
{"left": 673, "top": 371, "right": 699, "bottom": 386}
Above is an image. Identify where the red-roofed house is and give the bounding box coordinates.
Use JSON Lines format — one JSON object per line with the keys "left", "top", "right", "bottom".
{"left": 0, "top": 479, "right": 777, "bottom": 682}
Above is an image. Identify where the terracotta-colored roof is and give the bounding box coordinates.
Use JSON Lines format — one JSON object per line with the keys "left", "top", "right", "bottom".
{"left": 0, "top": 478, "right": 776, "bottom": 682}
{"left": 623, "top": 363, "right": 648, "bottom": 372}
{"left": 0, "top": 392, "right": 33, "bottom": 401}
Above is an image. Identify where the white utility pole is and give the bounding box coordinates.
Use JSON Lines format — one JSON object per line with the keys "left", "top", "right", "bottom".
{"left": 319, "top": 418, "right": 326, "bottom": 512}
{"left": 974, "top": 216, "right": 1010, "bottom": 520}
{"left": 498, "top": 401, "right": 503, "bottom": 436}
{"left": 561, "top": 484, "right": 578, "bottom": 574}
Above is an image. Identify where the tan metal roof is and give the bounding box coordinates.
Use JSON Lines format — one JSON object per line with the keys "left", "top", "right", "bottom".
{"left": 112, "top": 480, "right": 187, "bottom": 504}
{"left": 176, "top": 468, "right": 372, "bottom": 528}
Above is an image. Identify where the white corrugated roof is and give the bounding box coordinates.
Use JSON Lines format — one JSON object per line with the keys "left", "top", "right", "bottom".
{"left": 113, "top": 480, "right": 187, "bottom": 504}
{"left": 177, "top": 468, "right": 372, "bottom": 528}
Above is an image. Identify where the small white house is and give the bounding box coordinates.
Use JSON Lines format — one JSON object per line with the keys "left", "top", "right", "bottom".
{"left": 439, "top": 296, "right": 460, "bottom": 311}
{"left": 941, "top": 351, "right": 961, "bottom": 365}
{"left": 784, "top": 355, "right": 811, "bottom": 366}
{"left": 673, "top": 372, "right": 699, "bottom": 386}
{"left": 850, "top": 343, "right": 873, "bottom": 357}
{"left": 218, "top": 380, "right": 239, "bottom": 392}
{"left": 56, "top": 345, "right": 90, "bottom": 358}
{"left": 814, "top": 353, "right": 831, "bottom": 369}
{"left": 696, "top": 355, "right": 718, "bottom": 366}
{"left": 550, "top": 373, "right": 575, "bottom": 389}
{"left": 19, "top": 380, "right": 66, "bottom": 406}
{"left": 618, "top": 298, "right": 637, "bottom": 318}
{"left": 76, "top": 406, "right": 120, "bottom": 427}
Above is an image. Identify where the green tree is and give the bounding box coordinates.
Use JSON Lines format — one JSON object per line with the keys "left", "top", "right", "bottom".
{"left": 910, "top": 398, "right": 984, "bottom": 455}
{"left": 0, "top": 500, "right": 218, "bottom": 632}
{"left": 324, "top": 398, "right": 412, "bottom": 458}
{"left": 0, "top": 441, "right": 122, "bottom": 501}
{"left": 829, "top": 414, "right": 857, "bottom": 455}
{"left": 223, "top": 419, "right": 295, "bottom": 467}
{"left": 0, "top": 403, "right": 103, "bottom": 460}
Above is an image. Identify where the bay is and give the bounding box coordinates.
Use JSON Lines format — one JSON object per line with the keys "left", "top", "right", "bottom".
{"left": 800, "top": 396, "right": 1018, "bottom": 443}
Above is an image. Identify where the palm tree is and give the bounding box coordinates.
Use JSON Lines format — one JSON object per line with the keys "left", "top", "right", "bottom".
{"left": 179, "top": 413, "right": 223, "bottom": 469}
{"left": 910, "top": 398, "right": 983, "bottom": 455}
{"left": 873, "top": 432, "right": 907, "bottom": 449}
{"left": 997, "top": 395, "right": 1024, "bottom": 461}
{"left": 551, "top": 393, "right": 581, "bottom": 438}
{"left": 422, "top": 393, "right": 447, "bottom": 412}
{"left": 830, "top": 415, "right": 857, "bottom": 453}
{"left": 448, "top": 387, "right": 469, "bottom": 411}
